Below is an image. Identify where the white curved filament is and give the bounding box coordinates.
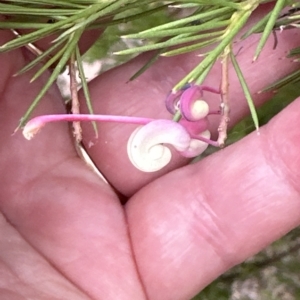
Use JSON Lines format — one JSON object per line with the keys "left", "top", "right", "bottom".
{"left": 127, "top": 120, "right": 191, "bottom": 172}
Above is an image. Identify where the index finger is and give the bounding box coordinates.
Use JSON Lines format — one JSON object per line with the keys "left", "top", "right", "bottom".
{"left": 126, "top": 95, "right": 300, "bottom": 300}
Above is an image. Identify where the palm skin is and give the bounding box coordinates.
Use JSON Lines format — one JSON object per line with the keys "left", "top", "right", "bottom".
{"left": 1, "top": 12, "right": 300, "bottom": 300}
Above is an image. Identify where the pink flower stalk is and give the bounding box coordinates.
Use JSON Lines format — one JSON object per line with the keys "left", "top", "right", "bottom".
{"left": 23, "top": 114, "right": 154, "bottom": 140}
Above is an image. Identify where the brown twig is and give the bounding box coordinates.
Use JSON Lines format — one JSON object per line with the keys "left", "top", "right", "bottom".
{"left": 10, "top": 29, "right": 44, "bottom": 56}
{"left": 69, "top": 52, "right": 82, "bottom": 142}
{"left": 217, "top": 46, "right": 230, "bottom": 148}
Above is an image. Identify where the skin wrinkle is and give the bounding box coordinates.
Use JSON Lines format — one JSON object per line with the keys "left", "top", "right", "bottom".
{"left": 126, "top": 180, "right": 229, "bottom": 299}
{"left": 207, "top": 138, "right": 291, "bottom": 217}
{"left": 0, "top": 154, "right": 137, "bottom": 298}
{"left": 188, "top": 187, "right": 239, "bottom": 270}
{"left": 0, "top": 289, "right": 27, "bottom": 300}
{"left": 2, "top": 227, "right": 81, "bottom": 298}
{"left": 17, "top": 178, "right": 143, "bottom": 299}
{"left": 123, "top": 212, "right": 149, "bottom": 300}
{"left": 0, "top": 217, "right": 92, "bottom": 300}
{"left": 1, "top": 158, "right": 83, "bottom": 218}
{"left": 198, "top": 130, "right": 300, "bottom": 247}
{"left": 263, "top": 118, "right": 300, "bottom": 197}
{"left": 0, "top": 259, "right": 20, "bottom": 284}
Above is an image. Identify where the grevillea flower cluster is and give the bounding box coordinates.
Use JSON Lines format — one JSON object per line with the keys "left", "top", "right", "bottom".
{"left": 23, "top": 84, "right": 220, "bottom": 172}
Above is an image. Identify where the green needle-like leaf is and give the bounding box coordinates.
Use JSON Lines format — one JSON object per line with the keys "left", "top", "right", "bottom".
{"left": 0, "top": 22, "right": 48, "bottom": 29}
{"left": 0, "top": 18, "right": 71, "bottom": 52}
{"left": 253, "top": 0, "right": 286, "bottom": 61}
{"left": 2, "top": 0, "right": 296, "bottom": 142}
{"left": 230, "top": 49, "right": 259, "bottom": 131}
{"left": 122, "top": 19, "right": 230, "bottom": 39}
{"left": 19, "top": 28, "right": 85, "bottom": 128}
{"left": 115, "top": 6, "right": 232, "bottom": 50}
{"left": 161, "top": 34, "right": 221, "bottom": 57}
{"left": 261, "top": 69, "right": 300, "bottom": 92}
{"left": 128, "top": 48, "right": 164, "bottom": 82}
{"left": 75, "top": 46, "right": 98, "bottom": 137}
{"left": 30, "top": 43, "right": 69, "bottom": 82}
{"left": 14, "top": 37, "right": 68, "bottom": 76}
{"left": 241, "top": 10, "right": 271, "bottom": 39}
{"left": 173, "top": 8, "right": 253, "bottom": 92}
{"left": 115, "top": 31, "right": 226, "bottom": 55}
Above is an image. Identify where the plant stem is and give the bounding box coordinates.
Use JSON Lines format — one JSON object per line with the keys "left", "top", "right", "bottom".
{"left": 22, "top": 114, "right": 155, "bottom": 140}
{"left": 217, "top": 45, "right": 230, "bottom": 148}
{"left": 69, "top": 50, "right": 82, "bottom": 142}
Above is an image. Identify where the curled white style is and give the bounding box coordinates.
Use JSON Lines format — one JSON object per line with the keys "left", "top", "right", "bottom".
{"left": 127, "top": 120, "right": 191, "bottom": 172}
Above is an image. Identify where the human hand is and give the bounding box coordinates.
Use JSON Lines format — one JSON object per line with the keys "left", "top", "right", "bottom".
{"left": 0, "top": 8, "right": 300, "bottom": 300}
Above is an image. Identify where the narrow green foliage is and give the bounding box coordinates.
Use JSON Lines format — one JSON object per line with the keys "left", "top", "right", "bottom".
{"left": 173, "top": 110, "right": 182, "bottom": 122}
{"left": 95, "top": 3, "right": 171, "bottom": 29}
{"left": 127, "top": 6, "right": 232, "bottom": 33}
{"left": 0, "top": 1, "right": 87, "bottom": 8}
{"left": 0, "top": 18, "right": 72, "bottom": 52}
{"left": 241, "top": 10, "right": 272, "bottom": 39}
{"left": 262, "top": 42, "right": 300, "bottom": 91}
{"left": 253, "top": 0, "right": 286, "bottom": 61}
{"left": 75, "top": 46, "right": 98, "bottom": 137}
{"left": 230, "top": 49, "right": 259, "bottom": 131}
{"left": 174, "top": 8, "right": 254, "bottom": 91}
{"left": 0, "top": 0, "right": 298, "bottom": 131}
{"left": 288, "top": 46, "right": 300, "bottom": 57}
{"left": 161, "top": 35, "right": 221, "bottom": 57}
{"left": 128, "top": 49, "right": 164, "bottom": 82}
{"left": 0, "top": 22, "right": 48, "bottom": 29}
{"left": 30, "top": 43, "right": 68, "bottom": 83}
{"left": 123, "top": 19, "right": 230, "bottom": 39}
{"left": 261, "top": 69, "right": 300, "bottom": 92}
{"left": 14, "top": 37, "right": 68, "bottom": 76}
{"left": 53, "top": 0, "right": 136, "bottom": 43}
{"left": 115, "top": 32, "right": 223, "bottom": 55}
{"left": 18, "top": 28, "right": 85, "bottom": 128}
{"left": 194, "top": 61, "right": 215, "bottom": 85}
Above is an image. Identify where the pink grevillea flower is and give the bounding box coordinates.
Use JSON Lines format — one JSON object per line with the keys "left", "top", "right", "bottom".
{"left": 22, "top": 82, "right": 222, "bottom": 174}
{"left": 22, "top": 112, "right": 216, "bottom": 173}
{"left": 165, "top": 84, "right": 220, "bottom": 121}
